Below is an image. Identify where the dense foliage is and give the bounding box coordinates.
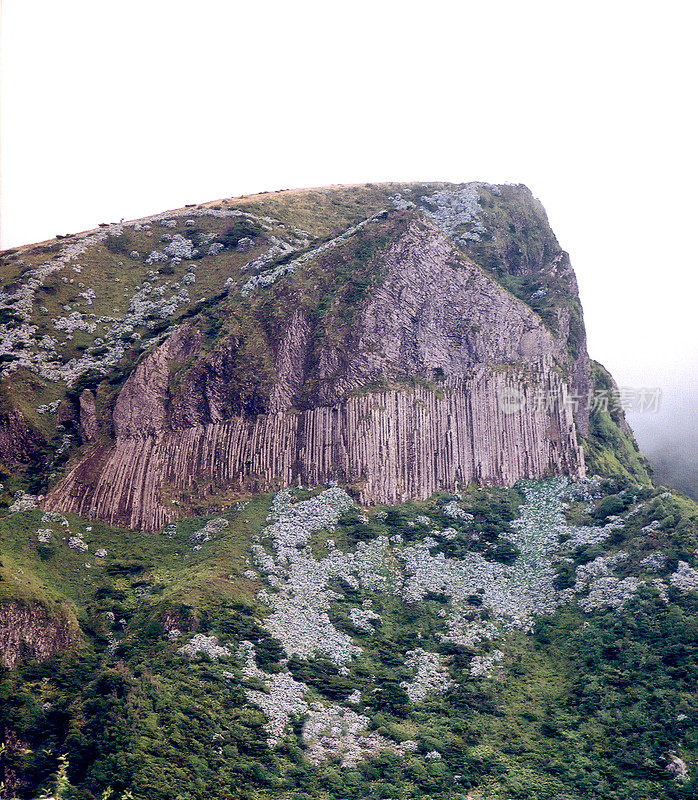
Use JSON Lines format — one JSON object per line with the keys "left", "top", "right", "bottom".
{"left": 0, "top": 480, "right": 697, "bottom": 799}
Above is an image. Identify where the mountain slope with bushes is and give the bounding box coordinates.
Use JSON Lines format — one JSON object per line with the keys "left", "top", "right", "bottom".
{"left": 0, "top": 183, "right": 693, "bottom": 800}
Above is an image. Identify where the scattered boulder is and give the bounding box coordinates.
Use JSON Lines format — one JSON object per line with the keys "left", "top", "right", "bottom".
{"left": 68, "top": 536, "right": 88, "bottom": 552}
{"left": 666, "top": 754, "right": 689, "bottom": 781}
{"left": 670, "top": 562, "right": 698, "bottom": 592}
{"left": 470, "top": 649, "right": 504, "bottom": 677}
{"left": 178, "top": 634, "right": 231, "bottom": 661}
{"left": 191, "top": 517, "right": 229, "bottom": 544}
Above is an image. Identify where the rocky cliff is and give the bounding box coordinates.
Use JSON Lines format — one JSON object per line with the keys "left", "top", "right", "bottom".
{"left": 2, "top": 182, "right": 592, "bottom": 529}
{"left": 0, "top": 600, "right": 73, "bottom": 668}
{"left": 46, "top": 365, "right": 584, "bottom": 530}
{"left": 0, "top": 410, "right": 45, "bottom": 473}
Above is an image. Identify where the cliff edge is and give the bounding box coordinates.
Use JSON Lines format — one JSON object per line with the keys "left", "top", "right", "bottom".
{"left": 2, "top": 183, "right": 594, "bottom": 528}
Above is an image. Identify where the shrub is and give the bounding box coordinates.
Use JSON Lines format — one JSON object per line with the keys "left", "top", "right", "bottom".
{"left": 254, "top": 633, "right": 285, "bottom": 671}
{"left": 104, "top": 234, "right": 133, "bottom": 255}
{"left": 37, "top": 544, "right": 55, "bottom": 561}
{"left": 337, "top": 509, "right": 375, "bottom": 543}
{"left": 219, "top": 219, "right": 264, "bottom": 247}
{"left": 489, "top": 538, "right": 520, "bottom": 564}
{"left": 592, "top": 493, "right": 630, "bottom": 520}
{"left": 287, "top": 656, "right": 357, "bottom": 700}
{"left": 553, "top": 562, "right": 575, "bottom": 589}
{"left": 105, "top": 561, "right": 146, "bottom": 576}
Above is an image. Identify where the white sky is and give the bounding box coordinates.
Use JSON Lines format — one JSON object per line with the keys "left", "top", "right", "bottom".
{"left": 2, "top": 0, "right": 696, "bottom": 413}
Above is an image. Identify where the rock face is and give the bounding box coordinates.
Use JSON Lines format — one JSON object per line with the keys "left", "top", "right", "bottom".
{"left": 47, "top": 365, "right": 583, "bottom": 531}
{"left": 0, "top": 410, "right": 45, "bottom": 468}
{"left": 79, "top": 389, "right": 99, "bottom": 442}
{"left": 311, "top": 218, "right": 565, "bottom": 404}
{"left": 0, "top": 600, "right": 73, "bottom": 668}
{"left": 113, "top": 323, "right": 203, "bottom": 438}
{"left": 42, "top": 184, "right": 592, "bottom": 530}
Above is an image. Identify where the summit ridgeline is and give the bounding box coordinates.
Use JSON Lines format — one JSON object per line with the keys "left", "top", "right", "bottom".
{"left": 2, "top": 183, "right": 638, "bottom": 528}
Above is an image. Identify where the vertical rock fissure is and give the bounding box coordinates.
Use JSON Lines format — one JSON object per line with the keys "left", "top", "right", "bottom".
{"left": 46, "top": 367, "right": 584, "bottom": 531}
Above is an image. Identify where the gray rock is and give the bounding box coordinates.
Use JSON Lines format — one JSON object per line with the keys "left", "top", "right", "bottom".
{"left": 470, "top": 649, "right": 504, "bottom": 677}
{"left": 670, "top": 562, "right": 698, "bottom": 591}
{"left": 666, "top": 754, "right": 689, "bottom": 781}
{"left": 164, "top": 234, "right": 196, "bottom": 260}
{"left": 178, "top": 634, "right": 231, "bottom": 661}
{"left": 349, "top": 607, "right": 382, "bottom": 633}
{"left": 401, "top": 648, "right": 452, "bottom": 701}
{"left": 191, "top": 517, "right": 229, "bottom": 543}
{"left": 68, "top": 536, "right": 88, "bottom": 552}
{"left": 578, "top": 577, "right": 639, "bottom": 612}
{"left": 443, "top": 501, "right": 474, "bottom": 521}
{"left": 420, "top": 185, "right": 486, "bottom": 243}
{"left": 9, "top": 492, "right": 43, "bottom": 512}
{"left": 640, "top": 551, "right": 667, "bottom": 572}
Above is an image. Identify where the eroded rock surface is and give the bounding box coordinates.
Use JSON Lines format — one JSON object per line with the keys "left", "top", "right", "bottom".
{"left": 0, "top": 601, "right": 73, "bottom": 668}
{"left": 47, "top": 365, "right": 583, "bottom": 530}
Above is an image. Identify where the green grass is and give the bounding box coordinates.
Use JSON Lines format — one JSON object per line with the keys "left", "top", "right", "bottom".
{"left": 227, "top": 183, "right": 436, "bottom": 239}
{"left": 0, "top": 493, "right": 273, "bottom": 621}
{"left": 1, "top": 481, "right": 698, "bottom": 798}
{"left": 581, "top": 361, "right": 653, "bottom": 485}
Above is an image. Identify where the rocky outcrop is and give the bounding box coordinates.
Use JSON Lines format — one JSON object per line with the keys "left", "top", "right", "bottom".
{"left": 0, "top": 410, "right": 45, "bottom": 468}
{"left": 113, "top": 322, "right": 203, "bottom": 437}
{"left": 314, "top": 218, "right": 564, "bottom": 405}
{"left": 79, "top": 389, "right": 99, "bottom": 442}
{"left": 46, "top": 363, "right": 583, "bottom": 531}
{"left": 0, "top": 600, "right": 73, "bottom": 668}
{"left": 268, "top": 309, "right": 313, "bottom": 413}
{"left": 43, "top": 191, "right": 593, "bottom": 530}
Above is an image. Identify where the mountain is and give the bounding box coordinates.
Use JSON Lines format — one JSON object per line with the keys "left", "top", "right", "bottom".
{"left": 1, "top": 182, "right": 641, "bottom": 523}
{"left": 0, "top": 183, "right": 696, "bottom": 800}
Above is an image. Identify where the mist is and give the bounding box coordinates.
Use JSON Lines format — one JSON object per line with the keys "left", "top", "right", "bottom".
{"left": 625, "top": 366, "right": 697, "bottom": 500}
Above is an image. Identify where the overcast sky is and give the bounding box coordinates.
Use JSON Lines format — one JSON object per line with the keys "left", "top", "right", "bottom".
{"left": 2, "top": 0, "right": 696, "bottom": 423}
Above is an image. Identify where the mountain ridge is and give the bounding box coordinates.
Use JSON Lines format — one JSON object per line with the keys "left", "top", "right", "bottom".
{"left": 4, "top": 182, "right": 694, "bottom": 800}
{"left": 2, "top": 182, "right": 601, "bottom": 526}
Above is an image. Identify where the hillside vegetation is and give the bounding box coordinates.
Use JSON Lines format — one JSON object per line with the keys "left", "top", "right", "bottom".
{"left": 1, "top": 475, "right": 697, "bottom": 799}
{"left": 0, "top": 182, "right": 691, "bottom": 800}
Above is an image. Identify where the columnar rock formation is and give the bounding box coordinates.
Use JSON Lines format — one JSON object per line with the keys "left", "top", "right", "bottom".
{"left": 30, "top": 183, "right": 593, "bottom": 529}
{"left": 47, "top": 364, "right": 583, "bottom": 531}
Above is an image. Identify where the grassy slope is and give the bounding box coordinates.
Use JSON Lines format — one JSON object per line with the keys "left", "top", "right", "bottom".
{"left": 1, "top": 184, "right": 693, "bottom": 798}
{"left": 1, "top": 481, "right": 697, "bottom": 799}
{"left": 581, "top": 361, "right": 653, "bottom": 486}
